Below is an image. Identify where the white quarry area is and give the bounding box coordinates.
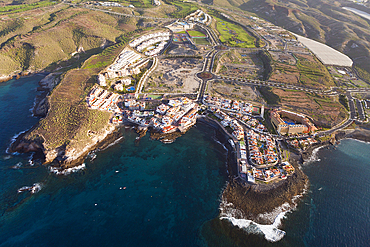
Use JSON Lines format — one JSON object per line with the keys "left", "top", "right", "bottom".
{"left": 343, "top": 7, "right": 370, "bottom": 21}
{"left": 129, "top": 31, "right": 171, "bottom": 56}
{"left": 293, "top": 33, "right": 353, "bottom": 67}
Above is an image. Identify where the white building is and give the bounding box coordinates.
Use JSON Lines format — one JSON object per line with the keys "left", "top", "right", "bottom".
{"left": 98, "top": 74, "right": 107, "bottom": 87}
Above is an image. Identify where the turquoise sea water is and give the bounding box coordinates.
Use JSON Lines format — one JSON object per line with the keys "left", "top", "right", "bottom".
{"left": 0, "top": 76, "right": 370, "bottom": 246}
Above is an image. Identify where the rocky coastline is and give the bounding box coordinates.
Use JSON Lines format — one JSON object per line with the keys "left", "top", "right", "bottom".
{"left": 8, "top": 76, "right": 370, "bottom": 222}
{"left": 0, "top": 70, "right": 38, "bottom": 83}
{"left": 199, "top": 116, "right": 308, "bottom": 224}
{"left": 201, "top": 117, "right": 370, "bottom": 225}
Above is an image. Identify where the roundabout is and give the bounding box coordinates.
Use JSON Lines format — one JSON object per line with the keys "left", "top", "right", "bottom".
{"left": 197, "top": 71, "right": 214, "bottom": 80}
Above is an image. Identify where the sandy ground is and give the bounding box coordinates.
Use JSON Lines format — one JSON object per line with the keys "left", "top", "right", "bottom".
{"left": 207, "top": 79, "right": 265, "bottom": 104}
{"left": 144, "top": 57, "right": 203, "bottom": 93}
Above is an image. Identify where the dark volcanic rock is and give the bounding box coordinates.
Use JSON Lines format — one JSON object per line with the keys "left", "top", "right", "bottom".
{"left": 222, "top": 159, "right": 308, "bottom": 224}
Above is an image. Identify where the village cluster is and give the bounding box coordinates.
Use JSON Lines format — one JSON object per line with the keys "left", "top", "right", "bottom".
{"left": 185, "top": 9, "right": 212, "bottom": 25}
{"left": 82, "top": 11, "right": 329, "bottom": 185}
{"left": 287, "top": 137, "right": 318, "bottom": 150}
{"left": 87, "top": 86, "right": 121, "bottom": 112}
{"left": 126, "top": 97, "right": 199, "bottom": 133}
{"left": 203, "top": 95, "right": 263, "bottom": 117}
{"left": 129, "top": 31, "right": 171, "bottom": 56}
{"left": 204, "top": 95, "right": 295, "bottom": 183}
{"left": 97, "top": 48, "right": 148, "bottom": 92}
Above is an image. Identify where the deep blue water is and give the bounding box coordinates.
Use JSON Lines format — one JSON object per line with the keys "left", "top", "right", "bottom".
{"left": 0, "top": 75, "right": 228, "bottom": 246}
{"left": 0, "top": 76, "right": 370, "bottom": 247}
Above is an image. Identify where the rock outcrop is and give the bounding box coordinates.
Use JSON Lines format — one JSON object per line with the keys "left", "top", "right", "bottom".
{"left": 222, "top": 158, "right": 308, "bottom": 224}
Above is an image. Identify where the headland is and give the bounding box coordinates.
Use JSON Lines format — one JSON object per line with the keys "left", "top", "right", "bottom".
{"left": 6, "top": 6, "right": 370, "bottom": 242}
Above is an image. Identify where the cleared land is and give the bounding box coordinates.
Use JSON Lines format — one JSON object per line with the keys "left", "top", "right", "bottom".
{"left": 144, "top": 57, "right": 202, "bottom": 94}
{"left": 272, "top": 88, "right": 347, "bottom": 128}
{"left": 215, "top": 50, "right": 264, "bottom": 79}
{"left": 269, "top": 52, "right": 335, "bottom": 89}
{"left": 293, "top": 33, "right": 353, "bottom": 67}
{"left": 207, "top": 79, "right": 263, "bottom": 104}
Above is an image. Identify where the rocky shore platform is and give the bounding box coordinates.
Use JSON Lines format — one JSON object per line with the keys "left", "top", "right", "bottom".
{"left": 199, "top": 116, "right": 308, "bottom": 225}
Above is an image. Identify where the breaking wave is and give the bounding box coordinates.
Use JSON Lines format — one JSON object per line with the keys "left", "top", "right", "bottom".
{"left": 212, "top": 135, "right": 228, "bottom": 154}
{"left": 219, "top": 199, "right": 286, "bottom": 242}
{"left": 49, "top": 163, "right": 86, "bottom": 175}
{"left": 87, "top": 151, "right": 97, "bottom": 161}
{"left": 219, "top": 182, "right": 309, "bottom": 242}
{"left": 28, "top": 153, "right": 35, "bottom": 166}
{"left": 6, "top": 130, "right": 29, "bottom": 154}
{"left": 12, "top": 162, "right": 22, "bottom": 169}
{"left": 102, "top": 136, "right": 124, "bottom": 150}
{"left": 304, "top": 146, "right": 325, "bottom": 164}
{"left": 17, "top": 183, "right": 42, "bottom": 194}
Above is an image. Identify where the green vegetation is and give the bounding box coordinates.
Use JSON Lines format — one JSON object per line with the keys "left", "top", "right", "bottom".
{"left": 259, "top": 50, "right": 273, "bottom": 81}
{"left": 193, "top": 38, "right": 210, "bottom": 45}
{"left": 8, "top": 43, "right": 35, "bottom": 70}
{"left": 263, "top": 109, "right": 277, "bottom": 134}
{"left": 258, "top": 86, "right": 280, "bottom": 105}
{"left": 167, "top": 1, "right": 198, "bottom": 18}
{"left": 339, "top": 94, "right": 349, "bottom": 111}
{"left": 187, "top": 30, "right": 206, "bottom": 37}
{"left": 0, "top": 19, "right": 23, "bottom": 38}
{"left": 27, "top": 42, "right": 125, "bottom": 150}
{"left": 271, "top": 53, "right": 334, "bottom": 88}
{"left": 214, "top": 16, "right": 255, "bottom": 48}
{"left": 0, "top": 6, "right": 136, "bottom": 75}
{"left": 83, "top": 43, "right": 125, "bottom": 69}
{"left": 355, "top": 66, "right": 370, "bottom": 83}
{"left": 0, "top": 0, "right": 56, "bottom": 14}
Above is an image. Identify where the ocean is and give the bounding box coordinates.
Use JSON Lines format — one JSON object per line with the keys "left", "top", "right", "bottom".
{"left": 0, "top": 75, "right": 369, "bottom": 247}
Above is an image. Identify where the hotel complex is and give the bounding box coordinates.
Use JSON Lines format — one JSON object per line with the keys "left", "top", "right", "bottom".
{"left": 270, "top": 109, "right": 317, "bottom": 135}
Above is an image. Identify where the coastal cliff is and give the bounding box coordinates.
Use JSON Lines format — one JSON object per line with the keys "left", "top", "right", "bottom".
{"left": 9, "top": 42, "right": 126, "bottom": 168}
{"left": 9, "top": 69, "right": 113, "bottom": 168}
{"left": 222, "top": 158, "right": 308, "bottom": 225}
{"left": 199, "top": 116, "right": 308, "bottom": 225}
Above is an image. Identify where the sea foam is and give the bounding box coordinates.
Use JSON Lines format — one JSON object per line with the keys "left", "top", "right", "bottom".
{"left": 49, "top": 163, "right": 86, "bottom": 175}
{"left": 12, "top": 162, "right": 22, "bottom": 169}
{"left": 219, "top": 199, "right": 286, "bottom": 242}
{"left": 304, "top": 145, "right": 325, "bottom": 164}
{"left": 6, "top": 130, "right": 29, "bottom": 154}
{"left": 219, "top": 181, "right": 309, "bottom": 242}
{"left": 17, "top": 183, "right": 42, "bottom": 194}
{"left": 102, "top": 136, "right": 124, "bottom": 150}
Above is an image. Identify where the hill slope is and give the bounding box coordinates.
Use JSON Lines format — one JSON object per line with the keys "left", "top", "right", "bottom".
{"left": 210, "top": 0, "right": 370, "bottom": 81}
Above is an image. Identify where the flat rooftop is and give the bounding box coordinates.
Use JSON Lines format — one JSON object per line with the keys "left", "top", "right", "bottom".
{"left": 293, "top": 33, "right": 353, "bottom": 67}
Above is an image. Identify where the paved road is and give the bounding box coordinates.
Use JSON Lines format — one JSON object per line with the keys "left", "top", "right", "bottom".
{"left": 356, "top": 99, "right": 365, "bottom": 120}
{"left": 346, "top": 92, "right": 357, "bottom": 120}
{"left": 217, "top": 75, "right": 338, "bottom": 95}
{"left": 197, "top": 49, "right": 218, "bottom": 102}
